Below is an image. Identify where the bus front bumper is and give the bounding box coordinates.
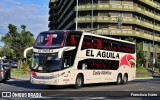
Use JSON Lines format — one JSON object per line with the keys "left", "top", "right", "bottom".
{"left": 31, "top": 77, "right": 61, "bottom": 85}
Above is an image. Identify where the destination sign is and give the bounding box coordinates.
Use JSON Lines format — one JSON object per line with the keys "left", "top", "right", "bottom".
{"left": 33, "top": 48, "right": 59, "bottom": 53}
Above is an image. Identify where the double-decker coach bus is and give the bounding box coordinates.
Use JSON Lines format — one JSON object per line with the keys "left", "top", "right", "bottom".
{"left": 24, "top": 30, "right": 136, "bottom": 88}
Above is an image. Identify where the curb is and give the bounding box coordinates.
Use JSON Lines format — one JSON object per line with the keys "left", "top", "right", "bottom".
{"left": 11, "top": 77, "right": 29, "bottom": 81}
{"left": 135, "top": 77, "right": 153, "bottom": 79}
{"left": 11, "top": 75, "right": 30, "bottom": 81}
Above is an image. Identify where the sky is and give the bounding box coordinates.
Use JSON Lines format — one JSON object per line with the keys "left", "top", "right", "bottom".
{"left": 0, "top": 0, "right": 50, "bottom": 46}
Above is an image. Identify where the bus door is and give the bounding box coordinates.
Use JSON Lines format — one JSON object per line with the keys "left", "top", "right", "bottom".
{"left": 61, "top": 32, "right": 82, "bottom": 84}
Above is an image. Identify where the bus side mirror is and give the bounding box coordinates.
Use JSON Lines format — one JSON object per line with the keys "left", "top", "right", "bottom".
{"left": 58, "top": 47, "right": 76, "bottom": 58}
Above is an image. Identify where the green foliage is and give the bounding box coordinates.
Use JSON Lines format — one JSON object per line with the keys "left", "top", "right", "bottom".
{"left": 136, "top": 49, "right": 147, "bottom": 67}
{"left": 1, "top": 24, "right": 35, "bottom": 60}
{"left": 21, "top": 61, "right": 30, "bottom": 74}
{"left": 155, "top": 59, "right": 160, "bottom": 68}
{"left": 1, "top": 24, "right": 35, "bottom": 70}
{"left": 0, "top": 46, "right": 15, "bottom": 58}
{"left": 125, "top": 37, "right": 135, "bottom": 43}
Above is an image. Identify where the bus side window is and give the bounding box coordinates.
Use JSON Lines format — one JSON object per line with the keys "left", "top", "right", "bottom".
{"left": 63, "top": 56, "right": 71, "bottom": 68}
{"left": 103, "top": 40, "right": 112, "bottom": 51}
{"left": 127, "top": 45, "right": 131, "bottom": 53}
{"left": 70, "top": 35, "right": 77, "bottom": 46}
{"left": 66, "top": 34, "right": 81, "bottom": 47}
{"left": 131, "top": 45, "right": 135, "bottom": 53}
{"left": 112, "top": 42, "right": 120, "bottom": 52}
{"left": 81, "top": 36, "right": 93, "bottom": 49}
{"left": 92, "top": 38, "right": 97, "bottom": 49}
{"left": 120, "top": 43, "right": 127, "bottom": 53}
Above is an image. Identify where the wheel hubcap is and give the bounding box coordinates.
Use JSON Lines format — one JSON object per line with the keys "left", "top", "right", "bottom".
{"left": 118, "top": 77, "right": 121, "bottom": 83}
{"left": 77, "top": 78, "right": 81, "bottom": 86}
{"left": 124, "top": 76, "right": 127, "bottom": 82}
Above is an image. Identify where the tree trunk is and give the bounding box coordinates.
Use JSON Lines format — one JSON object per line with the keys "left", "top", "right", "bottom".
{"left": 17, "top": 59, "right": 22, "bottom": 69}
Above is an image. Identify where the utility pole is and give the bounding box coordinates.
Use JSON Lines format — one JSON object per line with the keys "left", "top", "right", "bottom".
{"left": 152, "top": 8, "right": 156, "bottom": 76}
{"left": 91, "top": 0, "right": 93, "bottom": 32}
{"left": 76, "top": 0, "right": 78, "bottom": 31}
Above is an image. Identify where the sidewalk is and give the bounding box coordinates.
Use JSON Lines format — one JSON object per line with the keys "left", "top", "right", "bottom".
{"left": 11, "top": 74, "right": 30, "bottom": 80}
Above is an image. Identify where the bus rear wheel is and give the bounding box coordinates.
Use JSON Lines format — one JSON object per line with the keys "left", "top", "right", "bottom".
{"left": 116, "top": 74, "right": 122, "bottom": 85}
{"left": 74, "top": 74, "right": 83, "bottom": 89}
{"left": 122, "top": 74, "right": 128, "bottom": 85}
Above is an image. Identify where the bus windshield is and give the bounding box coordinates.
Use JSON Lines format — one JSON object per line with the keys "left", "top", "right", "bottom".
{"left": 31, "top": 53, "right": 62, "bottom": 72}
{"left": 35, "top": 32, "right": 66, "bottom": 47}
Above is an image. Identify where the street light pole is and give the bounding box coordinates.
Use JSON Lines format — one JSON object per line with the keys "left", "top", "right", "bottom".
{"left": 152, "top": 8, "right": 156, "bottom": 76}
{"left": 91, "top": 0, "right": 93, "bottom": 32}
{"left": 76, "top": 0, "right": 78, "bottom": 31}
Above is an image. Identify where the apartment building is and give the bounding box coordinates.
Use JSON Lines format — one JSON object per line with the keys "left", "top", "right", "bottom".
{"left": 49, "top": 0, "right": 160, "bottom": 67}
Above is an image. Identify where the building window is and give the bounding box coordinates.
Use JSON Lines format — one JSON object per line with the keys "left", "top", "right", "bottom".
{"left": 110, "top": 12, "right": 120, "bottom": 17}
{"left": 123, "top": 13, "right": 132, "bottom": 18}
{"left": 110, "top": 0, "right": 121, "bottom": 5}
{"left": 122, "top": 0, "right": 133, "bottom": 5}
{"left": 98, "top": 0, "right": 109, "bottom": 4}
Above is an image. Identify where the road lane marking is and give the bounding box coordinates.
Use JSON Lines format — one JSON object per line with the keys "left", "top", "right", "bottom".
{"left": 124, "top": 90, "right": 131, "bottom": 91}
{"left": 46, "top": 94, "right": 67, "bottom": 97}
{"left": 90, "top": 97, "right": 105, "bottom": 99}
{"left": 138, "top": 89, "right": 144, "bottom": 90}
{"left": 150, "top": 87, "right": 155, "bottom": 88}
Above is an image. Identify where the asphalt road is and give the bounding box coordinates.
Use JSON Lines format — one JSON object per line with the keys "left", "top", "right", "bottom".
{"left": 0, "top": 78, "right": 160, "bottom": 99}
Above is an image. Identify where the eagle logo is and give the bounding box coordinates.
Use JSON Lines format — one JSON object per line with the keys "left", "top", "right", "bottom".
{"left": 120, "top": 54, "right": 135, "bottom": 68}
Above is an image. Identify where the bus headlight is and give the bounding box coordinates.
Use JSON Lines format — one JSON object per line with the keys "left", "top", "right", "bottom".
{"left": 52, "top": 72, "right": 65, "bottom": 78}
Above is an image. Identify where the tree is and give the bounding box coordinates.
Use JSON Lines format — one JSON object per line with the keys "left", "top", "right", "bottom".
{"left": 125, "top": 37, "right": 135, "bottom": 43}
{"left": 1, "top": 24, "right": 35, "bottom": 68}
{"left": 136, "top": 49, "right": 147, "bottom": 67}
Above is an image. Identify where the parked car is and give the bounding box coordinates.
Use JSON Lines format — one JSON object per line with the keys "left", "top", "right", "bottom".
{"left": 0, "top": 63, "right": 11, "bottom": 83}
{"left": 11, "top": 62, "right": 18, "bottom": 68}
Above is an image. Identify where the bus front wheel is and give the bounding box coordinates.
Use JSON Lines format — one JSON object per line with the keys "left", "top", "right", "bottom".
{"left": 74, "top": 74, "right": 83, "bottom": 89}
{"left": 116, "top": 74, "right": 122, "bottom": 85}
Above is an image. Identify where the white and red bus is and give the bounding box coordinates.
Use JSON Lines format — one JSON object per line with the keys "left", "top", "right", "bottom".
{"left": 24, "top": 30, "right": 136, "bottom": 88}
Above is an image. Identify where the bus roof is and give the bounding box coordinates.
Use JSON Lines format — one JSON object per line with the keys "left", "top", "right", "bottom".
{"left": 83, "top": 32, "right": 135, "bottom": 45}
{"left": 39, "top": 30, "right": 135, "bottom": 45}
{"left": 40, "top": 30, "right": 82, "bottom": 34}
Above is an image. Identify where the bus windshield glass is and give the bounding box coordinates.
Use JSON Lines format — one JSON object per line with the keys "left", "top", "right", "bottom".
{"left": 35, "top": 32, "right": 66, "bottom": 47}
{"left": 31, "top": 53, "right": 62, "bottom": 72}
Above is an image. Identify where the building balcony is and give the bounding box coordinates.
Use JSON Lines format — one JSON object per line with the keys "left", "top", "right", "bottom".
{"left": 139, "top": 0, "right": 160, "bottom": 10}
{"left": 78, "top": 28, "right": 160, "bottom": 42}
{"left": 49, "top": 0, "right": 56, "bottom": 8}
{"left": 77, "top": 4, "right": 160, "bottom": 22}
{"left": 57, "top": 0, "right": 74, "bottom": 23}
{"left": 58, "top": 9, "right": 75, "bottom": 29}
{"left": 49, "top": 6, "right": 58, "bottom": 14}
{"left": 76, "top": 16, "right": 160, "bottom": 32}
{"left": 48, "top": 20, "right": 57, "bottom": 27}
{"left": 48, "top": 13, "right": 58, "bottom": 21}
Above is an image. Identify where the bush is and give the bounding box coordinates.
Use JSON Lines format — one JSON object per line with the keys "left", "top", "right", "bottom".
{"left": 21, "top": 61, "right": 30, "bottom": 74}
{"left": 155, "top": 59, "right": 160, "bottom": 69}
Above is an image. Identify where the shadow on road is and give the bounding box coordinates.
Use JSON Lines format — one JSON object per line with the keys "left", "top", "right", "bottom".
{"left": 3, "top": 78, "right": 160, "bottom": 90}
{"left": 4, "top": 80, "right": 47, "bottom": 90}
{"left": 3, "top": 79, "right": 134, "bottom": 90}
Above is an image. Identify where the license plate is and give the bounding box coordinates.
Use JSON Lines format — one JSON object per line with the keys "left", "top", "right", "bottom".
{"left": 39, "top": 81, "right": 45, "bottom": 84}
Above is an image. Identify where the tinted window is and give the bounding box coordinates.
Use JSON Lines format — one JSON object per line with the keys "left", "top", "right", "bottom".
{"left": 78, "top": 59, "right": 119, "bottom": 70}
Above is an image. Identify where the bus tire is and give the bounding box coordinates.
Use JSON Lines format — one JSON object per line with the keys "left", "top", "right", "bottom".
{"left": 74, "top": 74, "right": 83, "bottom": 89}
{"left": 122, "top": 74, "right": 128, "bottom": 85}
{"left": 116, "top": 74, "right": 122, "bottom": 85}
